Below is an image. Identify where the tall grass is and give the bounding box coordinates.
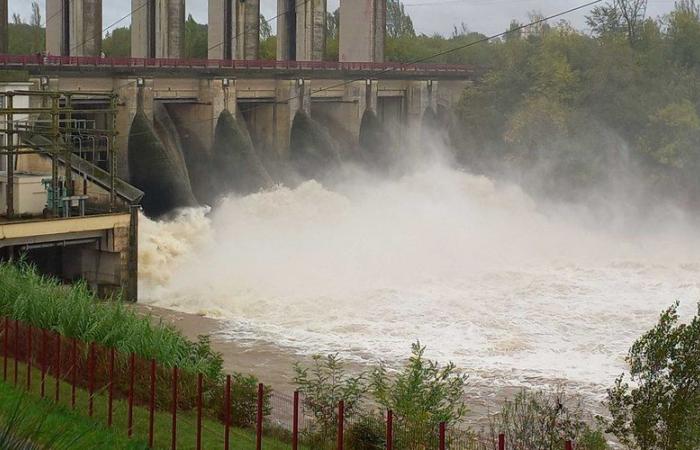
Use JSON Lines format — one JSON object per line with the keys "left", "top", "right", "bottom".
{"left": 0, "top": 261, "right": 222, "bottom": 378}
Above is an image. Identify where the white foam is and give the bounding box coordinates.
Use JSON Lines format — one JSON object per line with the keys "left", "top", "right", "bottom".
{"left": 139, "top": 163, "right": 700, "bottom": 399}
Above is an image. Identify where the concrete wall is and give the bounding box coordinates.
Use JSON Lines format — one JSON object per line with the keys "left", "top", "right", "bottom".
{"left": 46, "top": 0, "right": 103, "bottom": 56}
{"left": 132, "top": 0, "right": 185, "bottom": 58}
{"left": 339, "top": 0, "right": 386, "bottom": 62}
{"left": 277, "top": 0, "right": 325, "bottom": 61}
{"left": 0, "top": 0, "right": 7, "bottom": 54}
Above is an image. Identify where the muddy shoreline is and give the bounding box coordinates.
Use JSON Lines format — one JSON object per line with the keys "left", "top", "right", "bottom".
{"left": 134, "top": 304, "right": 608, "bottom": 428}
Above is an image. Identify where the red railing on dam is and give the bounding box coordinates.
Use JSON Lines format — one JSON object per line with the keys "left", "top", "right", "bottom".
{"left": 0, "top": 317, "right": 578, "bottom": 450}
{"left": 0, "top": 54, "right": 478, "bottom": 77}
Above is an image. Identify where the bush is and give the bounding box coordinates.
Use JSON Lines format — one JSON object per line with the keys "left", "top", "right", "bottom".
{"left": 486, "top": 389, "right": 608, "bottom": 450}
{"left": 604, "top": 302, "right": 700, "bottom": 450}
{"left": 370, "top": 341, "right": 469, "bottom": 450}
{"left": 294, "top": 354, "right": 367, "bottom": 447}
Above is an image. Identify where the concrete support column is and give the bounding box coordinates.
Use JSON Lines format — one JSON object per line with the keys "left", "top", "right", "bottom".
{"left": 209, "top": 0, "right": 259, "bottom": 60}
{"left": 46, "top": 0, "right": 103, "bottom": 56}
{"left": 339, "top": 0, "right": 386, "bottom": 63}
{"left": 0, "top": 0, "right": 8, "bottom": 54}
{"left": 277, "top": 0, "right": 325, "bottom": 61}
{"left": 132, "top": 0, "right": 185, "bottom": 58}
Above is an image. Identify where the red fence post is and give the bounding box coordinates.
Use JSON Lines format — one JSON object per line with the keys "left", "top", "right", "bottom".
{"left": 499, "top": 433, "right": 505, "bottom": 450}
{"left": 224, "top": 374, "right": 231, "bottom": 450}
{"left": 54, "top": 332, "right": 61, "bottom": 403}
{"left": 88, "top": 343, "right": 95, "bottom": 416}
{"left": 292, "top": 391, "right": 299, "bottom": 450}
{"left": 13, "top": 320, "right": 18, "bottom": 385}
{"left": 71, "top": 338, "right": 77, "bottom": 408}
{"left": 439, "top": 422, "right": 446, "bottom": 450}
{"left": 108, "top": 348, "right": 115, "bottom": 427}
{"left": 171, "top": 366, "right": 178, "bottom": 450}
{"left": 149, "top": 359, "right": 156, "bottom": 448}
{"left": 566, "top": 440, "right": 573, "bottom": 450}
{"left": 338, "top": 400, "right": 345, "bottom": 450}
{"left": 41, "top": 328, "right": 47, "bottom": 398}
{"left": 386, "top": 410, "right": 393, "bottom": 450}
{"left": 3, "top": 317, "right": 8, "bottom": 381}
{"left": 256, "top": 383, "right": 264, "bottom": 450}
{"left": 128, "top": 353, "right": 136, "bottom": 437}
{"left": 26, "top": 325, "right": 32, "bottom": 391}
{"left": 196, "top": 373, "right": 203, "bottom": 450}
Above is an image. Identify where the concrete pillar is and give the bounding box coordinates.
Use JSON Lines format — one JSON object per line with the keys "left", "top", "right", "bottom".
{"left": 132, "top": 0, "right": 185, "bottom": 58}
{"left": 46, "top": 0, "right": 103, "bottom": 56}
{"left": 277, "top": 0, "right": 325, "bottom": 61}
{"left": 0, "top": 0, "right": 7, "bottom": 54}
{"left": 209, "top": 0, "right": 260, "bottom": 60}
{"left": 339, "top": 0, "right": 386, "bottom": 63}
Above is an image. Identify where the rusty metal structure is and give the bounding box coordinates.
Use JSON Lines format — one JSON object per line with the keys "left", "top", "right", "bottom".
{"left": 0, "top": 89, "right": 119, "bottom": 218}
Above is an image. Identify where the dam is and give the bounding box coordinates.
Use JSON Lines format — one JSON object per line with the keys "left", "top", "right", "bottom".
{"left": 0, "top": 0, "right": 475, "bottom": 300}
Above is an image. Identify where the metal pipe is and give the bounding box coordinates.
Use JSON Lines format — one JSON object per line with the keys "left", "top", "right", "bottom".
{"left": 439, "top": 422, "right": 446, "bottom": 450}
{"left": 88, "top": 342, "right": 95, "bottom": 416}
{"left": 13, "top": 319, "right": 18, "bottom": 385}
{"left": 26, "top": 325, "right": 32, "bottom": 391}
{"left": 499, "top": 433, "right": 505, "bottom": 450}
{"left": 71, "top": 338, "right": 77, "bottom": 408}
{"left": 2, "top": 317, "right": 7, "bottom": 381}
{"left": 40, "top": 328, "right": 47, "bottom": 398}
{"left": 386, "top": 410, "right": 393, "bottom": 450}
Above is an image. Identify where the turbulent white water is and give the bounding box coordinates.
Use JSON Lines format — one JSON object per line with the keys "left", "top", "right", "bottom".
{"left": 139, "top": 163, "right": 700, "bottom": 400}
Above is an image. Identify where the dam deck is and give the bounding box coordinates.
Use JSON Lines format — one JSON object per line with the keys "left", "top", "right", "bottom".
{"left": 0, "top": 55, "right": 481, "bottom": 80}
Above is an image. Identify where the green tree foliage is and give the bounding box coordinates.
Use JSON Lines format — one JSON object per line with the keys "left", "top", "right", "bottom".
{"left": 293, "top": 354, "right": 367, "bottom": 446}
{"left": 387, "top": 0, "right": 415, "bottom": 39}
{"left": 453, "top": 3, "right": 700, "bottom": 205}
{"left": 487, "top": 390, "right": 609, "bottom": 450}
{"left": 604, "top": 303, "right": 700, "bottom": 450}
{"left": 102, "top": 27, "right": 130, "bottom": 57}
{"left": 370, "top": 342, "right": 468, "bottom": 449}
{"left": 7, "top": 2, "right": 45, "bottom": 55}
{"left": 325, "top": 9, "right": 340, "bottom": 61}
{"left": 184, "top": 14, "right": 208, "bottom": 59}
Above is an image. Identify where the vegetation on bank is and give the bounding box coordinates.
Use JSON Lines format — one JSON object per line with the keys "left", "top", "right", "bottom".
{"left": 0, "top": 358, "right": 294, "bottom": 450}
{"left": 0, "top": 261, "right": 222, "bottom": 377}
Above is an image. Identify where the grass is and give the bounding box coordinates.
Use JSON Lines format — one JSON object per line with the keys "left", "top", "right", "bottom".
{"left": 0, "top": 357, "right": 297, "bottom": 450}
{"left": 0, "top": 261, "right": 223, "bottom": 378}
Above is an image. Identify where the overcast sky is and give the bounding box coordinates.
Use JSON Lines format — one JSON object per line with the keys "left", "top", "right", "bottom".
{"left": 11, "top": 0, "right": 677, "bottom": 37}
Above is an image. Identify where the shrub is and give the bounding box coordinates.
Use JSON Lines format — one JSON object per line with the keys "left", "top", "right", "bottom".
{"left": 345, "top": 414, "right": 386, "bottom": 450}
{"left": 370, "top": 341, "right": 468, "bottom": 450}
{"left": 294, "top": 354, "right": 368, "bottom": 447}
{"left": 486, "top": 389, "right": 608, "bottom": 450}
{"left": 604, "top": 302, "right": 700, "bottom": 450}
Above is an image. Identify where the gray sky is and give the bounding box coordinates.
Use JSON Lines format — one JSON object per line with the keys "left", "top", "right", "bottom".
{"left": 11, "top": 0, "right": 677, "bottom": 37}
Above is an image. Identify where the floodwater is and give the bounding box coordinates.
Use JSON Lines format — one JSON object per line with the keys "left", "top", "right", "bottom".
{"left": 139, "top": 162, "right": 700, "bottom": 407}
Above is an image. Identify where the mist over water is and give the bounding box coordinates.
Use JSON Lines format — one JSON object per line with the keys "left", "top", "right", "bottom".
{"left": 139, "top": 144, "right": 700, "bottom": 401}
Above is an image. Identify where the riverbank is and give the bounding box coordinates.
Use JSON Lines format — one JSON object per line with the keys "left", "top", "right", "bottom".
{"left": 134, "top": 304, "right": 607, "bottom": 428}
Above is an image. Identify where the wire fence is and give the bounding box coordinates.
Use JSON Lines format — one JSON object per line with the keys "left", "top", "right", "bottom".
{"left": 1, "top": 317, "right": 582, "bottom": 450}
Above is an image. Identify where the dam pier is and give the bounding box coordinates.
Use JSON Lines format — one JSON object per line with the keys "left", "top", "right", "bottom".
{"left": 0, "top": 0, "right": 475, "bottom": 299}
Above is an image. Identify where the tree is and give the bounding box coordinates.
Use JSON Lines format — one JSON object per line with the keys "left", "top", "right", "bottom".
{"left": 259, "top": 14, "right": 272, "bottom": 40}
{"left": 586, "top": 0, "right": 648, "bottom": 42}
{"left": 102, "top": 27, "right": 130, "bottom": 57}
{"left": 12, "top": 13, "right": 21, "bottom": 25}
{"left": 31, "top": 1, "right": 42, "bottom": 53}
{"left": 488, "top": 390, "right": 609, "bottom": 450}
{"left": 370, "top": 342, "right": 468, "bottom": 449}
{"left": 675, "top": 0, "right": 700, "bottom": 15}
{"left": 386, "top": 0, "right": 415, "bottom": 39}
{"left": 294, "top": 354, "right": 368, "bottom": 445}
{"left": 605, "top": 303, "right": 700, "bottom": 450}
{"left": 667, "top": 4, "right": 700, "bottom": 67}
{"left": 183, "top": 14, "right": 207, "bottom": 59}
{"left": 586, "top": 4, "right": 622, "bottom": 36}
